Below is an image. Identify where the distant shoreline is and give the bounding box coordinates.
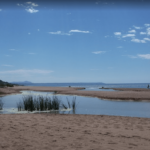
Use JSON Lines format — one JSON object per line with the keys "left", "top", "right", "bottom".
{"left": 0, "top": 86, "right": 150, "bottom": 101}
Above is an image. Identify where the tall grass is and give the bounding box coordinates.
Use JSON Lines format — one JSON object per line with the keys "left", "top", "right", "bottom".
{"left": 72, "top": 97, "right": 77, "bottom": 113}
{"left": 16, "top": 101, "right": 24, "bottom": 111}
{"left": 17, "top": 94, "right": 78, "bottom": 114}
{"left": 61, "top": 96, "right": 77, "bottom": 114}
{"left": 0, "top": 98, "right": 4, "bottom": 110}
{"left": 17, "top": 95, "right": 61, "bottom": 112}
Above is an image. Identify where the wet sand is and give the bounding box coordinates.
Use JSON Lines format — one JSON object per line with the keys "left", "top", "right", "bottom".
{"left": 0, "top": 114, "right": 150, "bottom": 150}
{"left": 0, "top": 86, "right": 84, "bottom": 96}
{"left": 0, "top": 86, "right": 150, "bottom": 101}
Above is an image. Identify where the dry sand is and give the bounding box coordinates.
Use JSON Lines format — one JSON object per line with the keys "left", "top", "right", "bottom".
{"left": 0, "top": 86, "right": 150, "bottom": 101}
{"left": 0, "top": 114, "right": 150, "bottom": 150}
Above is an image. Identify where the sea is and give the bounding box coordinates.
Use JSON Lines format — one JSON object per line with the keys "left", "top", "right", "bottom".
{"left": 17, "top": 82, "right": 150, "bottom": 89}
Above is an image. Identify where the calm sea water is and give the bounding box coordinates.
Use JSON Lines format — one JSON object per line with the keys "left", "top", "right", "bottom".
{"left": 1, "top": 90, "right": 150, "bottom": 118}
{"left": 22, "top": 82, "right": 150, "bottom": 89}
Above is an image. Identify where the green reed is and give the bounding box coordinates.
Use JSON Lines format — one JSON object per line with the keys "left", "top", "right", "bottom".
{"left": 17, "top": 93, "right": 77, "bottom": 113}
{"left": 17, "top": 94, "right": 61, "bottom": 112}
{"left": 0, "top": 98, "right": 4, "bottom": 110}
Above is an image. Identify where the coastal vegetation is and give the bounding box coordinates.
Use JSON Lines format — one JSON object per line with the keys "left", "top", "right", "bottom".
{"left": 0, "top": 80, "right": 15, "bottom": 88}
{"left": 16, "top": 94, "right": 77, "bottom": 113}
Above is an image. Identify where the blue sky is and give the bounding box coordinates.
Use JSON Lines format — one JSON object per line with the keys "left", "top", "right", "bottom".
{"left": 0, "top": 0, "right": 150, "bottom": 83}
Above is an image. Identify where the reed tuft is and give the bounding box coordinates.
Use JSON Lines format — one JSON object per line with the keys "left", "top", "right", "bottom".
{"left": 0, "top": 98, "right": 4, "bottom": 110}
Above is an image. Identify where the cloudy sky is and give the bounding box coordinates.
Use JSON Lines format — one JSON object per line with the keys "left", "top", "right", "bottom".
{"left": 0, "top": 0, "right": 150, "bottom": 83}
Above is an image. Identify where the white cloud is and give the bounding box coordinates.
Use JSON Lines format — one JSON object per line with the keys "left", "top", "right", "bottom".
{"left": 18, "top": 2, "right": 39, "bottom": 13}
{"left": 69, "top": 30, "right": 90, "bottom": 33}
{"left": 140, "top": 32, "right": 146, "bottom": 35}
{"left": 0, "top": 69, "right": 53, "bottom": 75}
{"left": 49, "top": 31, "right": 61, "bottom": 35}
{"left": 147, "top": 27, "right": 150, "bottom": 35}
{"left": 31, "top": 3, "right": 38, "bottom": 7}
{"left": 26, "top": 2, "right": 38, "bottom": 7}
{"left": 138, "top": 54, "right": 150, "bottom": 59}
{"left": 117, "top": 46, "right": 123, "bottom": 48}
{"left": 144, "top": 38, "right": 150, "bottom": 41}
{"left": 122, "top": 34, "right": 135, "bottom": 38}
{"left": 126, "top": 54, "right": 150, "bottom": 59}
{"left": 131, "top": 39, "right": 140, "bottom": 43}
{"left": 92, "top": 51, "right": 105, "bottom": 54}
{"left": 129, "top": 55, "right": 138, "bottom": 59}
{"left": 48, "top": 31, "right": 71, "bottom": 35}
{"left": 123, "top": 55, "right": 137, "bottom": 59}
{"left": 26, "top": 2, "right": 32, "bottom": 4}
{"left": 131, "top": 38, "right": 146, "bottom": 43}
{"left": 20, "top": 2, "right": 38, "bottom": 7}
{"left": 105, "top": 35, "right": 110, "bottom": 38}
{"left": 144, "top": 24, "right": 150, "bottom": 27}
{"left": 49, "top": 30, "right": 90, "bottom": 35}
{"left": 114, "top": 32, "right": 121, "bottom": 36}
{"left": 128, "top": 30, "right": 136, "bottom": 33}
{"left": 26, "top": 8, "right": 39, "bottom": 13}
{"left": 140, "top": 40, "right": 146, "bottom": 43}
{"left": 2, "top": 65, "right": 13, "bottom": 67}
{"left": 133, "top": 25, "right": 142, "bottom": 29}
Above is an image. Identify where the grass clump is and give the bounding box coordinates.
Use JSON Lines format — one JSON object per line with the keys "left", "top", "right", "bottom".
{"left": 17, "top": 94, "right": 61, "bottom": 112}
{"left": 0, "top": 98, "right": 4, "bottom": 110}
{"left": 61, "top": 96, "right": 77, "bottom": 114}
{"left": 17, "top": 101, "right": 24, "bottom": 111}
{"left": 72, "top": 97, "right": 77, "bottom": 112}
{"left": 17, "top": 93, "right": 78, "bottom": 114}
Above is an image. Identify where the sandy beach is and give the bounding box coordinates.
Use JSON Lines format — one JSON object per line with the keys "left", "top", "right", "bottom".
{"left": 0, "top": 86, "right": 150, "bottom": 150}
{"left": 0, "top": 86, "right": 150, "bottom": 101}
{"left": 0, "top": 114, "right": 150, "bottom": 150}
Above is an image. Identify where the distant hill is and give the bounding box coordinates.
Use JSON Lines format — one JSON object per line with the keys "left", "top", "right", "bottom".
{"left": 10, "top": 82, "right": 105, "bottom": 86}
{"left": 11, "top": 81, "right": 33, "bottom": 85}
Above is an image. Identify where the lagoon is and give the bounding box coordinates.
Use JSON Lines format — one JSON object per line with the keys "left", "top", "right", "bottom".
{"left": 0, "top": 90, "right": 150, "bottom": 118}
